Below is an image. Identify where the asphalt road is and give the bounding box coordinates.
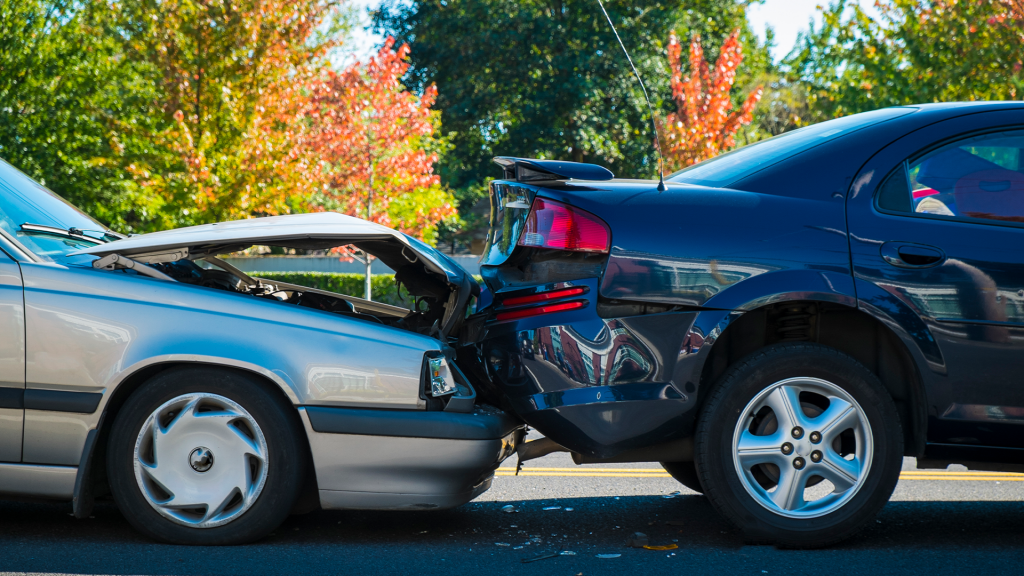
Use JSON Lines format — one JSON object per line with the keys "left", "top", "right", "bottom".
{"left": 1, "top": 445, "right": 1022, "bottom": 576}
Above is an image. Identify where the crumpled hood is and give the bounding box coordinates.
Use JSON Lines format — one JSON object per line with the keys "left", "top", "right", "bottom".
{"left": 71, "top": 212, "right": 467, "bottom": 285}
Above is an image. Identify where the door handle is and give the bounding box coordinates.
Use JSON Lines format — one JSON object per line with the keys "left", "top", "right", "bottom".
{"left": 880, "top": 242, "right": 945, "bottom": 269}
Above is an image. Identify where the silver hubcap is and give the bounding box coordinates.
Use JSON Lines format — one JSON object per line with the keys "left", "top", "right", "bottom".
{"left": 731, "top": 377, "right": 873, "bottom": 519}
{"left": 133, "top": 393, "right": 269, "bottom": 528}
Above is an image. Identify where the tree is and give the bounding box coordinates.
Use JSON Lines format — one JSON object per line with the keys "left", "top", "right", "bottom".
{"left": 787, "top": 0, "right": 1024, "bottom": 121}
{"left": 104, "top": 0, "right": 346, "bottom": 232}
{"left": 374, "top": 0, "right": 766, "bottom": 246}
{"left": 659, "top": 29, "right": 762, "bottom": 170}
{"left": 304, "top": 38, "right": 456, "bottom": 245}
{"left": 0, "top": 1, "right": 144, "bottom": 226}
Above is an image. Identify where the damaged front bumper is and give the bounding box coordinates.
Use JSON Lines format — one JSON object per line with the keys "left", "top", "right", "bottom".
{"left": 299, "top": 404, "right": 524, "bottom": 510}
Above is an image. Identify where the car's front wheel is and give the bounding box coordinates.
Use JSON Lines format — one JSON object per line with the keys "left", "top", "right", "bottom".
{"left": 695, "top": 343, "right": 902, "bottom": 548}
{"left": 107, "top": 367, "right": 306, "bottom": 545}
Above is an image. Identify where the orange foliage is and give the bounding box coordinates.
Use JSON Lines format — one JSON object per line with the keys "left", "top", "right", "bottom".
{"left": 302, "top": 37, "right": 454, "bottom": 239}
{"left": 659, "top": 29, "right": 762, "bottom": 170}
{"left": 119, "top": 1, "right": 452, "bottom": 241}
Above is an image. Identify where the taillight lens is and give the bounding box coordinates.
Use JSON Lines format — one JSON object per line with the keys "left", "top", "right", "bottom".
{"left": 495, "top": 300, "right": 585, "bottom": 322}
{"left": 502, "top": 286, "right": 587, "bottom": 307}
{"left": 517, "top": 198, "right": 610, "bottom": 253}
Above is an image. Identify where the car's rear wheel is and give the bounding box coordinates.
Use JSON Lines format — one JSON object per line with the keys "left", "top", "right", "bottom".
{"left": 660, "top": 461, "right": 703, "bottom": 494}
{"left": 108, "top": 367, "right": 305, "bottom": 545}
{"left": 695, "top": 343, "right": 902, "bottom": 548}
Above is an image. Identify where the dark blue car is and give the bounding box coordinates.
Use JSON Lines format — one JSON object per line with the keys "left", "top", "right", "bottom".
{"left": 460, "top": 102, "right": 1024, "bottom": 547}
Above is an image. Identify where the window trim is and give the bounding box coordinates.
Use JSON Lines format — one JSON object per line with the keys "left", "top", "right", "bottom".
{"left": 872, "top": 126, "right": 1024, "bottom": 231}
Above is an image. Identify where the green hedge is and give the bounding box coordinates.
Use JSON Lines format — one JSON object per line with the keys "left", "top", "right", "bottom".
{"left": 255, "top": 273, "right": 412, "bottom": 307}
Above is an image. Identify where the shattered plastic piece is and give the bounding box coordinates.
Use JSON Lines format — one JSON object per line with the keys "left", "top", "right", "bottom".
{"left": 643, "top": 544, "right": 679, "bottom": 551}
{"left": 560, "top": 551, "right": 577, "bottom": 556}
{"left": 502, "top": 505, "right": 519, "bottom": 513}
{"left": 543, "top": 506, "right": 562, "bottom": 510}
{"left": 495, "top": 542, "right": 511, "bottom": 547}
{"left": 565, "top": 507, "right": 574, "bottom": 511}
{"left": 521, "top": 552, "right": 561, "bottom": 564}
{"left": 624, "top": 532, "right": 649, "bottom": 548}
{"left": 596, "top": 554, "right": 622, "bottom": 559}
{"left": 514, "top": 546, "right": 524, "bottom": 550}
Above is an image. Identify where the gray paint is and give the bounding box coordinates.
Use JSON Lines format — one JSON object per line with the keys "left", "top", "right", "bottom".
{"left": 222, "top": 255, "right": 483, "bottom": 275}
{"left": 300, "top": 410, "right": 513, "bottom": 510}
{"left": 0, "top": 256, "right": 24, "bottom": 462}
{"left": 0, "top": 463, "right": 77, "bottom": 498}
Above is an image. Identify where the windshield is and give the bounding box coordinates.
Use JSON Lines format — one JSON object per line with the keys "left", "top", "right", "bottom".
{"left": 668, "top": 107, "right": 916, "bottom": 188}
{"left": 0, "top": 159, "right": 110, "bottom": 260}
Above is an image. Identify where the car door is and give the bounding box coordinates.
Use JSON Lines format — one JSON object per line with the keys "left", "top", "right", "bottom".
{"left": 0, "top": 244, "right": 25, "bottom": 462}
{"left": 847, "top": 109, "right": 1024, "bottom": 452}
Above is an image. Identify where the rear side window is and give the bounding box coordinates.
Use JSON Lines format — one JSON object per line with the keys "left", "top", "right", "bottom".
{"left": 876, "top": 129, "right": 1024, "bottom": 225}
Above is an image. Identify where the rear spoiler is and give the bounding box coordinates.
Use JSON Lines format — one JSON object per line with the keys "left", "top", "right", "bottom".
{"left": 493, "top": 157, "right": 614, "bottom": 183}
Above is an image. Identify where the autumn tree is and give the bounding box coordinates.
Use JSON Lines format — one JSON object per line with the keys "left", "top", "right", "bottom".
{"left": 304, "top": 37, "right": 456, "bottom": 244}
{"left": 102, "top": 0, "right": 345, "bottom": 231}
{"left": 659, "top": 29, "right": 762, "bottom": 170}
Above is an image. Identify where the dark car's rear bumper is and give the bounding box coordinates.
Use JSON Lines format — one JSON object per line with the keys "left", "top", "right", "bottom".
{"left": 473, "top": 277, "right": 724, "bottom": 459}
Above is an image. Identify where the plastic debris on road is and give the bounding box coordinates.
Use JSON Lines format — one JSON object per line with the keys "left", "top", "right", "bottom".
{"left": 501, "top": 505, "right": 519, "bottom": 513}
{"left": 560, "top": 551, "right": 577, "bottom": 556}
{"left": 521, "top": 552, "right": 561, "bottom": 564}
{"left": 543, "top": 506, "right": 562, "bottom": 510}
{"left": 596, "top": 554, "right": 622, "bottom": 559}
{"left": 662, "top": 491, "right": 682, "bottom": 499}
{"left": 624, "top": 532, "right": 649, "bottom": 548}
{"left": 643, "top": 544, "right": 679, "bottom": 551}
{"left": 495, "top": 542, "right": 511, "bottom": 547}
{"left": 565, "top": 507, "right": 574, "bottom": 511}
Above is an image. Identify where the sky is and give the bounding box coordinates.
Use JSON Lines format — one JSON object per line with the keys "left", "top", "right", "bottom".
{"left": 343, "top": 0, "right": 881, "bottom": 64}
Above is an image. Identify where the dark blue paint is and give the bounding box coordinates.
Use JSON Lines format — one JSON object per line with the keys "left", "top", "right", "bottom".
{"left": 474, "top": 102, "right": 1024, "bottom": 461}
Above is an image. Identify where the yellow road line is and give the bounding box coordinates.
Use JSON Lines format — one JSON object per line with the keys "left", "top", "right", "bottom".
{"left": 494, "top": 468, "right": 1024, "bottom": 481}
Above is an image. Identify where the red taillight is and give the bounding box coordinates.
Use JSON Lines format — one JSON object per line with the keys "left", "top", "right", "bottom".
{"left": 517, "top": 198, "right": 610, "bottom": 253}
{"left": 501, "top": 286, "right": 587, "bottom": 307}
{"left": 495, "top": 300, "right": 585, "bottom": 322}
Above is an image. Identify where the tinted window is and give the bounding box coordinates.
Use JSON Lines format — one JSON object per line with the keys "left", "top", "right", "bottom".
{"left": 876, "top": 129, "right": 1024, "bottom": 225}
{"left": 667, "top": 107, "right": 915, "bottom": 188}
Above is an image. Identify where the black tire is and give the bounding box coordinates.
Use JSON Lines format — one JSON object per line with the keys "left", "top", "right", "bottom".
{"left": 107, "top": 366, "right": 306, "bottom": 545}
{"left": 661, "top": 461, "right": 704, "bottom": 494}
{"left": 694, "top": 343, "right": 902, "bottom": 548}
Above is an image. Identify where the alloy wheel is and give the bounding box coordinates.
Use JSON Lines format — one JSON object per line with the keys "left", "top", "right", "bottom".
{"left": 731, "top": 377, "right": 873, "bottom": 519}
{"left": 132, "top": 393, "right": 269, "bottom": 528}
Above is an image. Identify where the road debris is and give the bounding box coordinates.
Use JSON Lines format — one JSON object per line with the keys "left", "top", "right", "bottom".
{"left": 624, "top": 532, "right": 649, "bottom": 548}
{"left": 543, "top": 506, "right": 562, "bottom": 510}
{"left": 565, "top": 507, "right": 574, "bottom": 511}
{"left": 662, "top": 491, "right": 682, "bottom": 499}
{"left": 495, "top": 542, "right": 511, "bottom": 547}
{"left": 596, "top": 554, "right": 622, "bottom": 559}
{"left": 501, "top": 505, "right": 519, "bottom": 513}
{"left": 521, "top": 552, "right": 561, "bottom": 564}
{"left": 643, "top": 544, "right": 679, "bottom": 551}
{"left": 560, "top": 551, "right": 577, "bottom": 556}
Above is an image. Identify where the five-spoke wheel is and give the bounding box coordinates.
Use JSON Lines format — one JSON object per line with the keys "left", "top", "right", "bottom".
{"left": 695, "top": 344, "right": 903, "bottom": 548}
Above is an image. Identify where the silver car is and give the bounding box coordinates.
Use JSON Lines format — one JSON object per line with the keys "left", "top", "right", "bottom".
{"left": 0, "top": 159, "right": 523, "bottom": 544}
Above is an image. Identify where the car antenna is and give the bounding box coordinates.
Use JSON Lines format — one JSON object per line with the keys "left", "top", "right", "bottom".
{"left": 594, "top": 0, "right": 667, "bottom": 192}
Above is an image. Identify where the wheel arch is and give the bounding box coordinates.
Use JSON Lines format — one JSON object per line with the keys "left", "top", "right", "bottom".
{"left": 697, "top": 300, "right": 928, "bottom": 457}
